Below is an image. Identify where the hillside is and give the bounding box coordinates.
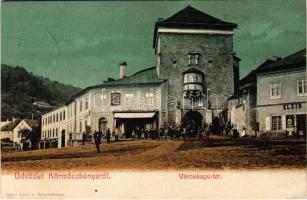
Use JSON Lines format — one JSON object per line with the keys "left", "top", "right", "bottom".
{"left": 1, "top": 64, "right": 82, "bottom": 120}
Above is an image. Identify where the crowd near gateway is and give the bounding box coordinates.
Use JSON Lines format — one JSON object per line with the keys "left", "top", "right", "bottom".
{"left": 7, "top": 6, "right": 304, "bottom": 149}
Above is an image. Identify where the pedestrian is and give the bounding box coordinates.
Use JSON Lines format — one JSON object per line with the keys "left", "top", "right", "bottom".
{"left": 159, "top": 127, "right": 164, "bottom": 139}
{"left": 241, "top": 127, "right": 247, "bottom": 137}
{"left": 232, "top": 125, "right": 239, "bottom": 138}
{"left": 182, "top": 127, "right": 186, "bottom": 140}
{"left": 106, "top": 128, "right": 111, "bottom": 144}
{"left": 144, "top": 128, "right": 148, "bottom": 140}
{"left": 115, "top": 129, "right": 119, "bottom": 142}
{"left": 137, "top": 128, "right": 141, "bottom": 140}
{"left": 82, "top": 132, "right": 86, "bottom": 145}
{"left": 94, "top": 130, "right": 102, "bottom": 152}
{"left": 112, "top": 130, "right": 116, "bottom": 141}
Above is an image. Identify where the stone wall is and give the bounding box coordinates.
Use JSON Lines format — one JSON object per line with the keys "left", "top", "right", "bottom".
{"left": 157, "top": 33, "right": 236, "bottom": 123}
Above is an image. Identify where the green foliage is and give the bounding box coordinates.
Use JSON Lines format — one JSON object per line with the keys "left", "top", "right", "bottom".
{"left": 1, "top": 64, "right": 82, "bottom": 120}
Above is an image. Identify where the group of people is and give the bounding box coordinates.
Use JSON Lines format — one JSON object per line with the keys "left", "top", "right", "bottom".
{"left": 130, "top": 125, "right": 209, "bottom": 141}
{"left": 87, "top": 122, "right": 251, "bottom": 152}
{"left": 82, "top": 128, "right": 120, "bottom": 152}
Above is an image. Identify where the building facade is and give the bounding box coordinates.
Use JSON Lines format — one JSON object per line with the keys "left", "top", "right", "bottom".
{"left": 41, "top": 106, "right": 67, "bottom": 148}
{"left": 256, "top": 49, "right": 306, "bottom": 136}
{"left": 229, "top": 49, "right": 306, "bottom": 137}
{"left": 1, "top": 120, "right": 20, "bottom": 142}
{"left": 1, "top": 119, "right": 39, "bottom": 150}
{"left": 40, "top": 6, "right": 240, "bottom": 148}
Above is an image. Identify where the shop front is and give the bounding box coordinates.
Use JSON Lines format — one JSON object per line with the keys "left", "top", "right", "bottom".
{"left": 258, "top": 102, "right": 306, "bottom": 136}
{"left": 113, "top": 111, "right": 159, "bottom": 138}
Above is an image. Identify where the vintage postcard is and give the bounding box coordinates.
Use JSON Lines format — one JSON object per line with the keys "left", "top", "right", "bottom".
{"left": 1, "top": 0, "right": 306, "bottom": 199}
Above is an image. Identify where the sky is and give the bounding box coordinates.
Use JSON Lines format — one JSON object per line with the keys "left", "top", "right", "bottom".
{"left": 1, "top": 0, "right": 306, "bottom": 88}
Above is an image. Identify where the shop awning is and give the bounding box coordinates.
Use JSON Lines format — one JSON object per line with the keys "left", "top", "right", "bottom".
{"left": 114, "top": 112, "right": 156, "bottom": 119}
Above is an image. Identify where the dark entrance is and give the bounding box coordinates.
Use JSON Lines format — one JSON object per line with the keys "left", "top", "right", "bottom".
{"left": 116, "top": 118, "right": 157, "bottom": 138}
{"left": 181, "top": 110, "right": 203, "bottom": 129}
{"left": 296, "top": 114, "right": 306, "bottom": 136}
{"left": 212, "top": 117, "right": 220, "bottom": 135}
{"left": 61, "top": 130, "right": 65, "bottom": 147}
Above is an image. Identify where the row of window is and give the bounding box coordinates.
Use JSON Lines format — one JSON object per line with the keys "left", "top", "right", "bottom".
{"left": 96, "top": 91, "right": 154, "bottom": 108}
{"left": 43, "top": 90, "right": 155, "bottom": 126}
{"left": 43, "top": 128, "right": 58, "bottom": 139}
{"left": 270, "top": 79, "right": 306, "bottom": 98}
{"left": 43, "top": 111, "right": 66, "bottom": 125}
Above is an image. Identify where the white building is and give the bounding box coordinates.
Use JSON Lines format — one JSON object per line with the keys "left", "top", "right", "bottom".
{"left": 1, "top": 119, "right": 39, "bottom": 150}
{"left": 40, "top": 106, "right": 68, "bottom": 148}
{"left": 229, "top": 48, "right": 306, "bottom": 137}
{"left": 41, "top": 66, "right": 164, "bottom": 148}
{"left": 1, "top": 120, "right": 20, "bottom": 141}
{"left": 256, "top": 49, "right": 306, "bottom": 136}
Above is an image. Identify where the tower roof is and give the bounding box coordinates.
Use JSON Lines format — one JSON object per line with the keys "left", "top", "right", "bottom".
{"left": 161, "top": 6, "right": 237, "bottom": 26}
{"left": 153, "top": 6, "right": 237, "bottom": 48}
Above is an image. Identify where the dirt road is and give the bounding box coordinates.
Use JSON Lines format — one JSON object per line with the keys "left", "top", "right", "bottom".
{"left": 1, "top": 137, "right": 306, "bottom": 172}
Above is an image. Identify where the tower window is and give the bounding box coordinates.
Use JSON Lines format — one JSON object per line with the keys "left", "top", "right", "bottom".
{"left": 187, "top": 50, "right": 200, "bottom": 65}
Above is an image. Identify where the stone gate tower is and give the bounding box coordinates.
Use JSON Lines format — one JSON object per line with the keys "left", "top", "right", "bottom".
{"left": 153, "top": 6, "right": 239, "bottom": 127}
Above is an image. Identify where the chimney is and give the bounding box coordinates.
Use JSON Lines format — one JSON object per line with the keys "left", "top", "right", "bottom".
{"left": 273, "top": 56, "right": 282, "bottom": 61}
{"left": 119, "top": 62, "right": 127, "bottom": 79}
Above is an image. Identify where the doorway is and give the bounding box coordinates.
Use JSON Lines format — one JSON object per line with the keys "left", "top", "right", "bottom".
{"left": 61, "top": 130, "right": 65, "bottom": 147}
{"left": 296, "top": 114, "right": 306, "bottom": 136}
{"left": 212, "top": 117, "right": 220, "bottom": 135}
{"left": 181, "top": 110, "right": 203, "bottom": 129}
{"left": 99, "top": 117, "right": 107, "bottom": 133}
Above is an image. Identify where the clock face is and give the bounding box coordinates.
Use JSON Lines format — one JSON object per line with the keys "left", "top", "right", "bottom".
{"left": 111, "top": 93, "right": 121, "bottom": 106}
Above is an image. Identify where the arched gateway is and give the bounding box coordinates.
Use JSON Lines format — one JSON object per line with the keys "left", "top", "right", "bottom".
{"left": 181, "top": 110, "right": 203, "bottom": 129}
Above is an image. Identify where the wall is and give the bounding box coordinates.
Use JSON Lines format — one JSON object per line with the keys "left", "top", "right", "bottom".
{"left": 257, "top": 69, "right": 306, "bottom": 106}
{"left": 1, "top": 131, "right": 13, "bottom": 141}
{"left": 90, "top": 84, "right": 162, "bottom": 132}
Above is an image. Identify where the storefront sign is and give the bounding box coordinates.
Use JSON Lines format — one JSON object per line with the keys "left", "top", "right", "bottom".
{"left": 283, "top": 103, "right": 302, "bottom": 110}
{"left": 111, "top": 93, "right": 121, "bottom": 106}
{"left": 286, "top": 115, "right": 295, "bottom": 128}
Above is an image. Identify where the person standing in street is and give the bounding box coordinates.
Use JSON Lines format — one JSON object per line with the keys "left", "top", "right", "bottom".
{"left": 82, "top": 132, "right": 86, "bottom": 145}
{"left": 106, "top": 128, "right": 111, "bottom": 144}
{"left": 94, "top": 130, "right": 102, "bottom": 152}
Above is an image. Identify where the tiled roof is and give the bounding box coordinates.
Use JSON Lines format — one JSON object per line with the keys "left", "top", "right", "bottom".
{"left": 160, "top": 6, "right": 237, "bottom": 27}
{"left": 237, "top": 48, "right": 306, "bottom": 94}
{"left": 102, "top": 67, "right": 165, "bottom": 86}
{"left": 257, "top": 48, "right": 306, "bottom": 74}
{"left": 24, "top": 119, "right": 39, "bottom": 128}
{"left": 153, "top": 6, "right": 237, "bottom": 48}
{"left": 1, "top": 120, "right": 21, "bottom": 131}
{"left": 239, "top": 59, "right": 275, "bottom": 86}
